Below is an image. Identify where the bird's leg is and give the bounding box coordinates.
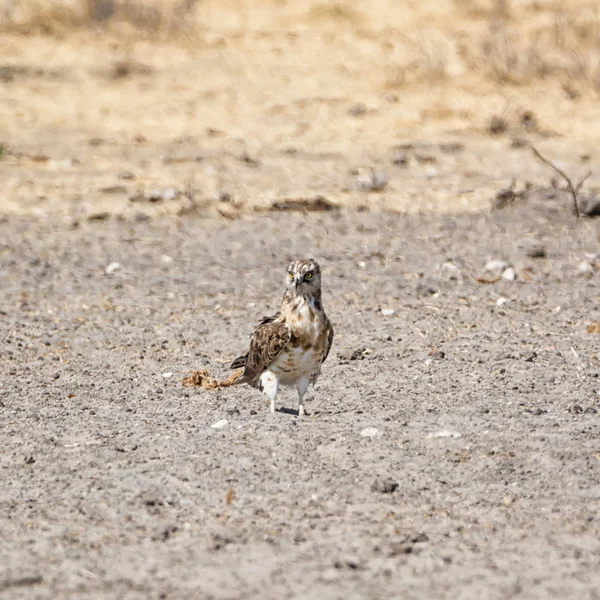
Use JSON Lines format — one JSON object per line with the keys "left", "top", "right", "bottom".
{"left": 296, "top": 377, "right": 311, "bottom": 416}
{"left": 259, "top": 370, "right": 279, "bottom": 413}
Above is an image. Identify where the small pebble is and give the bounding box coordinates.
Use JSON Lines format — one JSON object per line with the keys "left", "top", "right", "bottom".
{"left": 496, "top": 297, "right": 510, "bottom": 307}
{"left": 427, "top": 430, "right": 462, "bottom": 439}
{"left": 105, "top": 262, "right": 122, "bottom": 275}
{"left": 578, "top": 262, "right": 594, "bottom": 276}
{"left": 501, "top": 267, "right": 517, "bottom": 281}
{"left": 161, "top": 372, "right": 173, "bottom": 379}
{"left": 360, "top": 427, "right": 381, "bottom": 438}
{"left": 484, "top": 259, "right": 509, "bottom": 273}
{"left": 440, "top": 262, "right": 462, "bottom": 280}
{"left": 371, "top": 478, "right": 399, "bottom": 493}
{"left": 211, "top": 419, "right": 228, "bottom": 430}
{"left": 381, "top": 308, "right": 395, "bottom": 316}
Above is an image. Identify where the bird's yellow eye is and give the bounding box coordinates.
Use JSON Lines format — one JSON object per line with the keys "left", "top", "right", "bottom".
{"left": 305, "top": 272, "right": 313, "bottom": 279}
{"left": 288, "top": 272, "right": 293, "bottom": 279}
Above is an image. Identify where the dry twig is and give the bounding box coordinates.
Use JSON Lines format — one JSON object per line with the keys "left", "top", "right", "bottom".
{"left": 531, "top": 147, "right": 592, "bottom": 218}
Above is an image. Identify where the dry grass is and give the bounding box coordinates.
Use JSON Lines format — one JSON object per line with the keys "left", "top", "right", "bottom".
{"left": 3, "top": 0, "right": 600, "bottom": 94}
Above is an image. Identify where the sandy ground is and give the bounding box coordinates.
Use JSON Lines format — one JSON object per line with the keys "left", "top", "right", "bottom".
{"left": 1, "top": 1, "right": 600, "bottom": 598}
{"left": 1, "top": 201, "right": 599, "bottom": 599}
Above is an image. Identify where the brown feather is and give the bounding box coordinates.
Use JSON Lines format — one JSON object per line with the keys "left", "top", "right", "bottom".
{"left": 239, "top": 320, "right": 292, "bottom": 384}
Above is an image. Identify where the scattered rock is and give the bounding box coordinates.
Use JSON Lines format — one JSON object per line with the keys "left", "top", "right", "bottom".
{"left": 105, "top": 262, "right": 122, "bottom": 275}
{"left": 371, "top": 478, "right": 398, "bottom": 493}
{"left": 360, "top": 427, "right": 381, "bottom": 438}
{"left": 427, "top": 430, "right": 462, "bottom": 439}
{"left": 381, "top": 308, "right": 395, "bottom": 316}
{"left": 352, "top": 168, "right": 388, "bottom": 192}
{"left": 578, "top": 262, "right": 594, "bottom": 277}
{"left": 211, "top": 419, "right": 228, "bottom": 430}
{"left": 501, "top": 267, "right": 517, "bottom": 281}
{"left": 440, "top": 262, "right": 462, "bottom": 281}
{"left": 484, "top": 259, "right": 509, "bottom": 274}
{"left": 270, "top": 196, "right": 338, "bottom": 212}
{"left": 586, "top": 323, "right": 600, "bottom": 334}
{"left": 496, "top": 297, "right": 510, "bottom": 307}
{"left": 161, "top": 372, "right": 173, "bottom": 379}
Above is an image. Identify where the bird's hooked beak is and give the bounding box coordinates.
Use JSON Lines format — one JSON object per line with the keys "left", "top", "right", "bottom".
{"left": 294, "top": 276, "right": 303, "bottom": 287}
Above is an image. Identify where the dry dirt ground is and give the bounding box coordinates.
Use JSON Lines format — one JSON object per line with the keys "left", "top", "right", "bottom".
{"left": 1, "top": 204, "right": 599, "bottom": 599}
{"left": 1, "top": 1, "right": 600, "bottom": 598}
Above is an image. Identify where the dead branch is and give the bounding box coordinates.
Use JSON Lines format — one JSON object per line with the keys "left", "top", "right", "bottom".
{"left": 531, "top": 146, "right": 592, "bottom": 218}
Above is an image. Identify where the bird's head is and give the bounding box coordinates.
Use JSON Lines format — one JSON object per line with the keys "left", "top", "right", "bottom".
{"left": 285, "top": 259, "right": 322, "bottom": 296}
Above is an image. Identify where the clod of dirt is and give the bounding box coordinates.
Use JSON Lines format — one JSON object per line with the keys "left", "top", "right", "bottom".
{"left": 238, "top": 151, "right": 261, "bottom": 167}
{"left": 525, "top": 243, "right": 547, "bottom": 258}
{"left": 579, "top": 196, "right": 600, "bottom": 217}
{"left": 87, "top": 212, "right": 111, "bottom": 222}
{"left": 100, "top": 185, "right": 128, "bottom": 195}
{"left": 511, "top": 137, "right": 529, "bottom": 149}
{"left": 109, "top": 60, "right": 152, "bottom": 79}
{"left": 338, "top": 347, "right": 371, "bottom": 361}
{"left": 586, "top": 323, "right": 600, "bottom": 334}
{"left": 489, "top": 115, "right": 509, "bottom": 135}
{"left": 415, "top": 153, "right": 437, "bottom": 165}
{"left": 520, "top": 110, "right": 538, "bottom": 132}
{"left": 269, "top": 196, "right": 338, "bottom": 212}
{"left": 439, "top": 142, "right": 465, "bottom": 154}
{"left": 348, "top": 102, "right": 368, "bottom": 117}
{"left": 371, "top": 478, "right": 398, "bottom": 494}
{"left": 391, "top": 149, "right": 410, "bottom": 166}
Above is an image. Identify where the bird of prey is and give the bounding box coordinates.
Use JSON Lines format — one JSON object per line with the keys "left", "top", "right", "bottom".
{"left": 183, "top": 259, "right": 334, "bottom": 415}
{"left": 229, "top": 259, "right": 334, "bottom": 415}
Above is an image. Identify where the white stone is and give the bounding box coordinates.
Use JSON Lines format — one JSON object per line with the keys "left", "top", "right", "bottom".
{"left": 381, "top": 308, "right": 395, "bottom": 316}
{"left": 501, "top": 267, "right": 516, "bottom": 281}
{"left": 360, "top": 427, "right": 381, "bottom": 438}
{"left": 161, "top": 372, "right": 173, "bottom": 379}
{"left": 496, "top": 297, "right": 509, "bottom": 307}
{"left": 211, "top": 419, "right": 229, "bottom": 430}
{"left": 105, "top": 262, "right": 122, "bottom": 275}
{"left": 484, "top": 259, "right": 509, "bottom": 273}
{"left": 427, "top": 430, "right": 462, "bottom": 439}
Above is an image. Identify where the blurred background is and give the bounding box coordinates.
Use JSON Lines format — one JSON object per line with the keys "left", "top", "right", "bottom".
{"left": 1, "top": 0, "right": 599, "bottom": 218}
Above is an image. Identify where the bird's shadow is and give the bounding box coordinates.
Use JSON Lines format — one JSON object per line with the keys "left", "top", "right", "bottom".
{"left": 276, "top": 407, "right": 320, "bottom": 417}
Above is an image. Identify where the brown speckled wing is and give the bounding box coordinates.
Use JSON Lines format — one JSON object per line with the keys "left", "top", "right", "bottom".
{"left": 241, "top": 320, "right": 292, "bottom": 383}
{"left": 322, "top": 322, "right": 334, "bottom": 364}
